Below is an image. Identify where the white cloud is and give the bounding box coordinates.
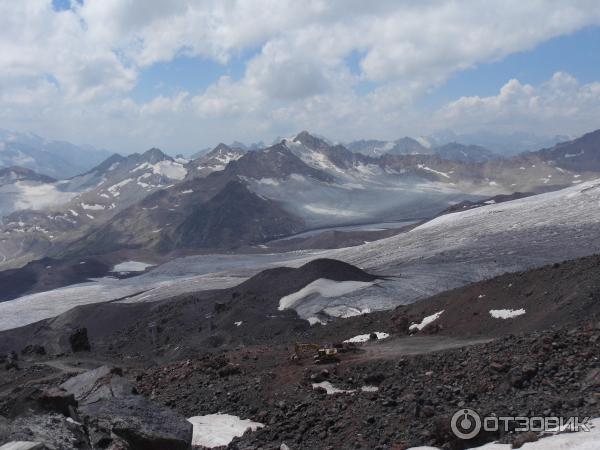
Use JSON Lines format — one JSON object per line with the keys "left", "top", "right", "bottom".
{"left": 0, "top": 1, "right": 599, "bottom": 152}
{"left": 437, "top": 72, "right": 600, "bottom": 135}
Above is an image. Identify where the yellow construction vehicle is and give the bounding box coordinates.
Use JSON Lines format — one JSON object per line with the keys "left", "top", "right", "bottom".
{"left": 292, "top": 343, "right": 339, "bottom": 364}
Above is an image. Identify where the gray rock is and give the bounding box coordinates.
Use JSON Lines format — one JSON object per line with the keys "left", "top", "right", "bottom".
{"left": 0, "top": 443, "right": 45, "bottom": 450}
{"left": 79, "top": 396, "right": 192, "bottom": 450}
{"left": 68, "top": 328, "right": 90, "bottom": 352}
{"left": 7, "top": 414, "right": 88, "bottom": 449}
{"left": 60, "top": 366, "right": 135, "bottom": 406}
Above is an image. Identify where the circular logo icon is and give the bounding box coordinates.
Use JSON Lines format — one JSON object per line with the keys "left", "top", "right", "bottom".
{"left": 451, "top": 408, "right": 482, "bottom": 440}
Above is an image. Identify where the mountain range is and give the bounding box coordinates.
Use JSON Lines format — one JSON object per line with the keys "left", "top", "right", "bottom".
{"left": 0, "top": 129, "right": 112, "bottom": 178}
{"left": 0, "top": 128, "right": 598, "bottom": 270}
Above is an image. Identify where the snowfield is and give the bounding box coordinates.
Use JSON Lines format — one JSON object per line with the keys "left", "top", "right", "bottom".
{"left": 187, "top": 414, "right": 263, "bottom": 448}
{"left": 3, "top": 180, "right": 600, "bottom": 331}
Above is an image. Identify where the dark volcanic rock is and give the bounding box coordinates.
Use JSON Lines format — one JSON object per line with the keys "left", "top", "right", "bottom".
{"left": 68, "top": 327, "right": 91, "bottom": 352}
{"left": 168, "top": 180, "right": 304, "bottom": 250}
{"left": 7, "top": 413, "right": 89, "bottom": 449}
{"left": 237, "top": 258, "right": 378, "bottom": 299}
{"left": 37, "top": 388, "right": 77, "bottom": 416}
{"left": 80, "top": 396, "right": 192, "bottom": 450}
{"left": 21, "top": 345, "right": 46, "bottom": 356}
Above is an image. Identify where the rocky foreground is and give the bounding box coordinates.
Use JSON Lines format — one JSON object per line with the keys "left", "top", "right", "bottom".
{"left": 0, "top": 320, "right": 598, "bottom": 449}
{"left": 0, "top": 255, "right": 599, "bottom": 449}
{"left": 138, "top": 323, "right": 600, "bottom": 449}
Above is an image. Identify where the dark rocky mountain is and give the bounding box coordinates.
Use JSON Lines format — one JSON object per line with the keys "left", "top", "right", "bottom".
{"left": 185, "top": 143, "right": 245, "bottom": 179}
{"left": 0, "top": 256, "right": 111, "bottom": 303}
{"left": 533, "top": 128, "right": 600, "bottom": 171}
{"left": 0, "top": 167, "right": 56, "bottom": 186}
{"left": 165, "top": 180, "right": 304, "bottom": 250}
{"left": 227, "top": 142, "right": 334, "bottom": 182}
{"left": 287, "top": 131, "right": 372, "bottom": 170}
{"left": 58, "top": 153, "right": 314, "bottom": 256}
{"left": 0, "top": 148, "right": 189, "bottom": 269}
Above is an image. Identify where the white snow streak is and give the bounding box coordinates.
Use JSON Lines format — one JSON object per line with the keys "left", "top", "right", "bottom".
{"left": 343, "top": 332, "right": 389, "bottom": 343}
{"left": 409, "top": 310, "right": 444, "bottom": 331}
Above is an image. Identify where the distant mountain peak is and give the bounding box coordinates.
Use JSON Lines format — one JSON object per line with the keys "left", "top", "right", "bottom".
{"left": 140, "top": 147, "right": 171, "bottom": 163}
{"left": 0, "top": 166, "right": 56, "bottom": 184}
{"left": 292, "top": 131, "right": 329, "bottom": 150}
{"left": 211, "top": 143, "right": 234, "bottom": 154}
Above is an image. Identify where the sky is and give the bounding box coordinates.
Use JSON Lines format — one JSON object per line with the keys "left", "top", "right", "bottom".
{"left": 1, "top": 1, "right": 599, "bottom": 155}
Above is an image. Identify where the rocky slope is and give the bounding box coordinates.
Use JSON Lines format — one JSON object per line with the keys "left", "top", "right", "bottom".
{"left": 185, "top": 143, "right": 245, "bottom": 179}
{"left": 0, "top": 255, "right": 598, "bottom": 449}
{"left": 0, "top": 148, "right": 189, "bottom": 269}
{"left": 533, "top": 128, "right": 600, "bottom": 172}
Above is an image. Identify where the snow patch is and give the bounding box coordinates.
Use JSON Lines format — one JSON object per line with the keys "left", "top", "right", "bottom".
{"left": 312, "top": 381, "right": 354, "bottom": 395}
{"left": 187, "top": 414, "right": 264, "bottom": 448}
{"left": 361, "top": 385, "right": 379, "bottom": 392}
{"left": 278, "top": 279, "right": 375, "bottom": 311}
{"left": 307, "top": 316, "right": 326, "bottom": 326}
{"left": 112, "top": 261, "right": 154, "bottom": 272}
{"left": 107, "top": 178, "right": 133, "bottom": 196}
{"left": 409, "top": 310, "right": 444, "bottom": 331}
{"left": 489, "top": 308, "right": 526, "bottom": 319}
{"left": 417, "top": 164, "right": 450, "bottom": 179}
{"left": 257, "top": 178, "right": 280, "bottom": 186}
{"left": 80, "top": 203, "right": 105, "bottom": 210}
{"left": 137, "top": 161, "right": 187, "bottom": 180}
{"left": 343, "top": 332, "right": 389, "bottom": 343}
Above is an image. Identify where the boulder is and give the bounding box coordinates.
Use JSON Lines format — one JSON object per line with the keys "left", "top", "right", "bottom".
{"left": 20, "top": 345, "right": 46, "bottom": 357}
{"left": 6, "top": 414, "right": 88, "bottom": 449}
{"left": 79, "top": 396, "right": 192, "bottom": 450}
{"left": 68, "top": 328, "right": 91, "bottom": 352}
{"left": 5, "top": 351, "right": 19, "bottom": 370}
{"left": 37, "top": 388, "right": 76, "bottom": 416}
{"left": 60, "top": 366, "right": 135, "bottom": 406}
{"left": 0, "top": 442, "right": 46, "bottom": 450}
